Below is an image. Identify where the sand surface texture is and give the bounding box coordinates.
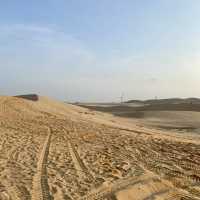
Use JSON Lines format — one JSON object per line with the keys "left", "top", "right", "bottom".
{"left": 0, "top": 96, "right": 199, "bottom": 200}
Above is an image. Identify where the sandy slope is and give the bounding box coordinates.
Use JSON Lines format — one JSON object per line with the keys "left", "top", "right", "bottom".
{"left": 0, "top": 96, "right": 199, "bottom": 200}
{"left": 80, "top": 103, "right": 200, "bottom": 138}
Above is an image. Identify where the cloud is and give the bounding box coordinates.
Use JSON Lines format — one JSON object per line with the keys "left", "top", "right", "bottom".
{"left": 0, "top": 24, "right": 97, "bottom": 98}
{"left": 0, "top": 24, "right": 95, "bottom": 73}
{"left": 0, "top": 24, "right": 54, "bottom": 34}
{"left": 0, "top": 24, "right": 92, "bottom": 54}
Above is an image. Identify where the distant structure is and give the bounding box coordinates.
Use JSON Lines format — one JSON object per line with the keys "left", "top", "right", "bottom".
{"left": 120, "top": 92, "right": 124, "bottom": 104}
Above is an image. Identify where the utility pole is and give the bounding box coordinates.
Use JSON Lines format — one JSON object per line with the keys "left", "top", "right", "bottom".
{"left": 120, "top": 92, "right": 124, "bottom": 104}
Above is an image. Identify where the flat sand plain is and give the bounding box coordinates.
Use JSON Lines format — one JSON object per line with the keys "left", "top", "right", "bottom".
{"left": 0, "top": 96, "right": 199, "bottom": 200}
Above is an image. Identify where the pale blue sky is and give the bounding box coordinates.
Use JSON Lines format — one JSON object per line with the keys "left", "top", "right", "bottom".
{"left": 0, "top": 1, "right": 200, "bottom": 102}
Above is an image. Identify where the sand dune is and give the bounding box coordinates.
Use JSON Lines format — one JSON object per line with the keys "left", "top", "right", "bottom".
{"left": 80, "top": 103, "right": 200, "bottom": 135}
{"left": 0, "top": 96, "right": 199, "bottom": 200}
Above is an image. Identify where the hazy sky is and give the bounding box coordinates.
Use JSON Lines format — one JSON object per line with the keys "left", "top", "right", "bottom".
{"left": 1, "top": 1, "right": 200, "bottom": 102}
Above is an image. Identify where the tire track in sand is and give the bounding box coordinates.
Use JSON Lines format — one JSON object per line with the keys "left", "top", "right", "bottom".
{"left": 68, "top": 139, "right": 93, "bottom": 180}
{"left": 31, "top": 127, "right": 52, "bottom": 200}
{"left": 80, "top": 175, "right": 154, "bottom": 200}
